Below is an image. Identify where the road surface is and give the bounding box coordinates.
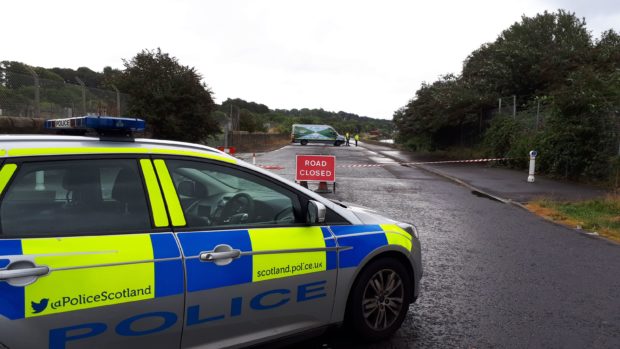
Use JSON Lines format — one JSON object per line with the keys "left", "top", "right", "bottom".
{"left": 247, "top": 143, "right": 620, "bottom": 349}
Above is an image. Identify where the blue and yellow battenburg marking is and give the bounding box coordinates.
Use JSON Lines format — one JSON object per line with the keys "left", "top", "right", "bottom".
{"left": 329, "top": 224, "right": 412, "bottom": 268}
{"left": 178, "top": 226, "right": 337, "bottom": 293}
{"left": 178, "top": 225, "right": 409, "bottom": 293}
{"left": 0, "top": 164, "right": 17, "bottom": 196}
{"left": 0, "top": 225, "right": 412, "bottom": 319}
{"left": 0, "top": 233, "right": 183, "bottom": 320}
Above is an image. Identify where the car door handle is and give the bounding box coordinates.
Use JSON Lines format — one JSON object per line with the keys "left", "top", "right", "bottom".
{"left": 199, "top": 249, "right": 241, "bottom": 262}
{"left": 0, "top": 266, "right": 50, "bottom": 280}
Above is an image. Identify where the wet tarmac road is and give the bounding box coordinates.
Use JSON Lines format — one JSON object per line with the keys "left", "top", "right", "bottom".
{"left": 249, "top": 143, "right": 620, "bottom": 349}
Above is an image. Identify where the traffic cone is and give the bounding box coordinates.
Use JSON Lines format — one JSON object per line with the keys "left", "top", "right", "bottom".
{"left": 315, "top": 181, "right": 331, "bottom": 193}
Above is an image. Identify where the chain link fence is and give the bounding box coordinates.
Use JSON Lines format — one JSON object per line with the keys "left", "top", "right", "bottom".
{"left": 487, "top": 95, "right": 552, "bottom": 131}
{"left": 435, "top": 95, "right": 554, "bottom": 148}
{"left": 0, "top": 69, "right": 129, "bottom": 118}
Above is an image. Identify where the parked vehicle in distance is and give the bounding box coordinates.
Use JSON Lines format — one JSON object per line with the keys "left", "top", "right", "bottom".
{"left": 292, "top": 124, "right": 346, "bottom": 146}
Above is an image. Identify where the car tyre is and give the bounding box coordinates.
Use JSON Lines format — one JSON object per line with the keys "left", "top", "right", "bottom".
{"left": 300, "top": 140, "right": 308, "bottom": 146}
{"left": 346, "top": 258, "right": 411, "bottom": 341}
{"left": 334, "top": 141, "right": 342, "bottom": 146}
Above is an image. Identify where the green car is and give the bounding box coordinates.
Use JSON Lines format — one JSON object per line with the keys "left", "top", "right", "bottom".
{"left": 0, "top": 116, "right": 422, "bottom": 349}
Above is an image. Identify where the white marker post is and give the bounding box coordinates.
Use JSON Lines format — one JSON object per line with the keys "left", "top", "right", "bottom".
{"left": 528, "top": 150, "right": 538, "bottom": 183}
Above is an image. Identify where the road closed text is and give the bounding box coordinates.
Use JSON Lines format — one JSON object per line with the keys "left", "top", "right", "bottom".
{"left": 298, "top": 169, "right": 333, "bottom": 177}
{"left": 296, "top": 155, "right": 336, "bottom": 182}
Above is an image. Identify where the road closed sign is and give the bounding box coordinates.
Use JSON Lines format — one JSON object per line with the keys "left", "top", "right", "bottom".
{"left": 296, "top": 155, "right": 336, "bottom": 182}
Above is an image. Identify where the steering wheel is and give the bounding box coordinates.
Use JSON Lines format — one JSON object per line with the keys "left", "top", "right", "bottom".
{"left": 217, "top": 193, "right": 255, "bottom": 225}
{"left": 183, "top": 200, "right": 212, "bottom": 227}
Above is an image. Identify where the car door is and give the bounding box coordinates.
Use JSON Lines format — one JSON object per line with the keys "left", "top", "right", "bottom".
{"left": 0, "top": 157, "right": 184, "bottom": 349}
{"left": 150, "top": 157, "right": 340, "bottom": 348}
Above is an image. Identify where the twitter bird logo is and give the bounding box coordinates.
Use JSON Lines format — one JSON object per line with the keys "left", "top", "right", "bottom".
{"left": 31, "top": 298, "right": 49, "bottom": 314}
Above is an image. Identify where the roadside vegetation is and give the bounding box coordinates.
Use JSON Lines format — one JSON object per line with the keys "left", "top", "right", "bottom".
{"left": 2, "top": 56, "right": 393, "bottom": 143}
{"left": 1, "top": 51, "right": 220, "bottom": 142}
{"left": 212, "top": 97, "right": 394, "bottom": 137}
{"left": 526, "top": 196, "right": 620, "bottom": 243}
{"left": 394, "top": 10, "right": 620, "bottom": 187}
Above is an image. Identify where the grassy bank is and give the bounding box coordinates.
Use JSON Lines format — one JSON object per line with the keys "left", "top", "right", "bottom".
{"left": 526, "top": 196, "right": 620, "bottom": 243}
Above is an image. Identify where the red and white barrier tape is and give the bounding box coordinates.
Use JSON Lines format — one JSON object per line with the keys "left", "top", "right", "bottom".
{"left": 407, "top": 157, "right": 512, "bottom": 165}
{"left": 338, "top": 157, "right": 513, "bottom": 168}
{"left": 258, "top": 165, "right": 285, "bottom": 170}
{"left": 256, "top": 157, "right": 514, "bottom": 170}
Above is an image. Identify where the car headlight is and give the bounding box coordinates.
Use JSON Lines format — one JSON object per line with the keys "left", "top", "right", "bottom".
{"left": 397, "top": 222, "right": 419, "bottom": 240}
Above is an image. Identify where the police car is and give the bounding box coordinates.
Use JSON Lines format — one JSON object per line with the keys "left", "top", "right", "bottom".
{"left": 0, "top": 116, "right": 422, "bottom": 349}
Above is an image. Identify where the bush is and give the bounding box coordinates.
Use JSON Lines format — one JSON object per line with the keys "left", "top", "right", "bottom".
{"left": 483, "top": 116, "right": 520, "bottom": 158}
{"left": 482, "top": 116, "right": 542, "bottom": 168}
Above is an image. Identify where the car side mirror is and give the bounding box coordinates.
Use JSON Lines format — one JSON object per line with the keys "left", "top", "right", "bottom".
{"left": 177, "top": 181, "right": 195, "bottom": 197}
{"left": 307, "top": 200, "right": 326, "bottom": 224}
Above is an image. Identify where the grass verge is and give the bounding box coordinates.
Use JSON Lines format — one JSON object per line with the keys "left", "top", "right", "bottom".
{"left": 526, "top": 196, "right": 620, "bottom": 243}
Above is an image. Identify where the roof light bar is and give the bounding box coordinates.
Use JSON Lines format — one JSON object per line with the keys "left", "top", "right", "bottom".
{"left": 46, "top": 116, "right": 146, "bottom": 133}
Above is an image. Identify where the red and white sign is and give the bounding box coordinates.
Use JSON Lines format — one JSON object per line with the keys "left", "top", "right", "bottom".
{"left": 296, "top": 155, "right": 336, "bottom": 182}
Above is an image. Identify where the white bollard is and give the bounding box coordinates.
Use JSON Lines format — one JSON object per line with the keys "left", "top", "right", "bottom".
{"left": 528, "top": 150, "right": 537, "bottom": 183}
{"left": 252, "top": 152, "right": 256, "bottom": 165}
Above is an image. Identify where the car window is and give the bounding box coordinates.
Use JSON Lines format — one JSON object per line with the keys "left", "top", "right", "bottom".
{"left": 166, "top": 159, "right": 302, "bottom": 230}
{"left": 0, "top": 159, "right": 151, "bottom": 236}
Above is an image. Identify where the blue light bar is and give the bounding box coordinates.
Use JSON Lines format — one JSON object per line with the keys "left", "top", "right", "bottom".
{"left": 45, "top": 116, "right": 146, "bottom": 133}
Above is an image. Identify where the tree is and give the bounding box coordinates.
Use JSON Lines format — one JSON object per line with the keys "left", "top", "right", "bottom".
{"left": 395, "top": 10, "right": 619, "bottom": 180}
{"left": 238, "top": 108, "right": 266, "bottom": 132}
{"left": 118, "top": 49, "right": 219, "bottom": 142}
{"left": 394, "top": 74, "right": 483, "bottom": 149}
{"left": 101, "top": 66, "right": 123, "bottom": 90}
{"left": 462, "top": 10, "right": 591, "bottom": 99}
{"left": 220, "top": 98, "right": 269, "bottom": 114}
{"left": 0, "top": 61, "right": 34, "bottom": 89}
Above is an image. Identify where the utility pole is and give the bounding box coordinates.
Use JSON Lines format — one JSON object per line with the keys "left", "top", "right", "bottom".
{"left": 75, "top": 77, "right": 86, "bottom": 115}
{"left": 498, "top": 98, "right": 502, "bottom": 115}
{"left": 512, "top": 95, "right": 516, "bottom": 119}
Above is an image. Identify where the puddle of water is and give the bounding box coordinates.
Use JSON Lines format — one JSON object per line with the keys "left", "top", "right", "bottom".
{"left": 471, "top": 190, "right": 503, "bottom": 202}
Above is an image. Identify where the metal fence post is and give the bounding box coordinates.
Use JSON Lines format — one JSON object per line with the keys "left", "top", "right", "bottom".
{"left": 536, "top": 99, "right": 540, "bottom": 129}
{"left": 26, "top": 67, "right": 40, "bottom": 117}
{"left": 75, "top": 77, "right": 86, "bottom": 115}
{"left": 225, "top": 104, "right": 231, "bottom": 148}
{"left": 111, "top": 84, "right": 121, "bottom": 116}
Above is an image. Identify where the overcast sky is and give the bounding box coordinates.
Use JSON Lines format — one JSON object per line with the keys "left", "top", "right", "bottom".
{"left": 2, "top": 0, "right": 619, "bottom": 119}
